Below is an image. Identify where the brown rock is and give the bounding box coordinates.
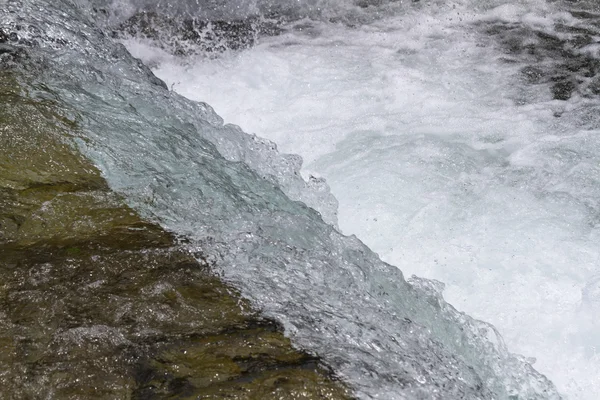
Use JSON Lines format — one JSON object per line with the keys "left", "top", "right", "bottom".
{"left": 0, "top": 69, "right": 351, "bottom": 399}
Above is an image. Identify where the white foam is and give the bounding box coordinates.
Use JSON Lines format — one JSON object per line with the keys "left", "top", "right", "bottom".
{"left": 124, "top": 1, "right": 600, "bottom": 398}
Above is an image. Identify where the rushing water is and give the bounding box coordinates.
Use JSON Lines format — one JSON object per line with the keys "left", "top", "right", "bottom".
{"left": 4, "top": 0, "right": 599, "bottom": 398}
{"left": 121, "top": 1, "right": 600, "bottom": 398}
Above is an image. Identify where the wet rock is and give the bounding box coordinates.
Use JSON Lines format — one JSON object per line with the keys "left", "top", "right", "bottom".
{"left": 134, "top": 56, "right": 168, "bottom": 89}
{"left": 551, "top": 79, "right": 577, "bottom": 100}
{"left": 0, "top": 42, "right": 27, "bottom": 67}
{"left": 567, "top": 33, "right": 593, "bottom": 48}
{"left": 588, "top": 76, "right": 600, "bottom": 95}
{"left": 133, "top": 329, "right": 345, "bottom": 399}
{"left": 356, "top": 0, "right": 388, "bottom": 8}
{"left": 115, "top": 11, "right": 283, "bottom": 56}
{"left": 479, "top": 13, "right": 600, "bottom": 103}
{"left": 569, "top": 8, "right": 600, "bottom": 19}
{"left": 521, "top": 66, "right": 545, "bottom": 84}
{"left": 92, "top": 7, "right": 108, "bottom": 16}
{"left": 0, "top": 70, "right": 351, "bottom": 399}
{"left": 561, "top": 57, "right": 599, "bottom": 76}
{"left": 0, "top": 43, "right": 15, "bottom": 55}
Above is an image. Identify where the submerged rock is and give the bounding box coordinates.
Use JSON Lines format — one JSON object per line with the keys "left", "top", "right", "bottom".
{"left": 0, "top": 70, "right": 350, "bottom": 399}
{"left": 115, "top": 11, "right": 283, "bottom": 56}
{"left": 480, "top": 12, "right": 600, "bottom": 102}
{"left": 551, "top": 79, "right": 577, "bottom": 100}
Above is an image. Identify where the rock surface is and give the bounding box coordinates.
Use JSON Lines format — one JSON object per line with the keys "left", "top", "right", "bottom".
{"left": 0, "top": 69, "right": 351, "bottom": 399}
{"left": 115, "top": 11, "right": 283, "bottom": 56}
{"left": 480, "top": 9, "right": 600, "bottom": 102}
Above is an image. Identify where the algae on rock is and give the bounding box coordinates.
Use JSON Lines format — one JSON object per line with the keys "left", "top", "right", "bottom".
{"left": 0, "top": 69, "right": 351, "bottom": 399}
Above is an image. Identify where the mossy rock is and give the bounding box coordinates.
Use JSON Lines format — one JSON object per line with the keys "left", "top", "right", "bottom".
{"left": 0, "top": 69, "right": 351, "bottom": 399}
{"left": 187, "top": 369, "right": 350, "bottom": 400}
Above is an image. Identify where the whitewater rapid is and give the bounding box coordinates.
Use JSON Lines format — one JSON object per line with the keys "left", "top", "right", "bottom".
{"left": 124, "top": 1, "right": 600, "bottom": 399}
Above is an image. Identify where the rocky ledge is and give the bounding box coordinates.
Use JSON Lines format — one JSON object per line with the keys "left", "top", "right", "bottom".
{"left": 0, "top": 68, "right": 351, "bottom": 399}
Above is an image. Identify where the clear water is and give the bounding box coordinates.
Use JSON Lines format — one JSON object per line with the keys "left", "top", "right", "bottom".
{"left": 122, "top": 1, "right": 600, "bottom": 399}
{"left": 4, "top": 0, "right": 597, "bottom": 398}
